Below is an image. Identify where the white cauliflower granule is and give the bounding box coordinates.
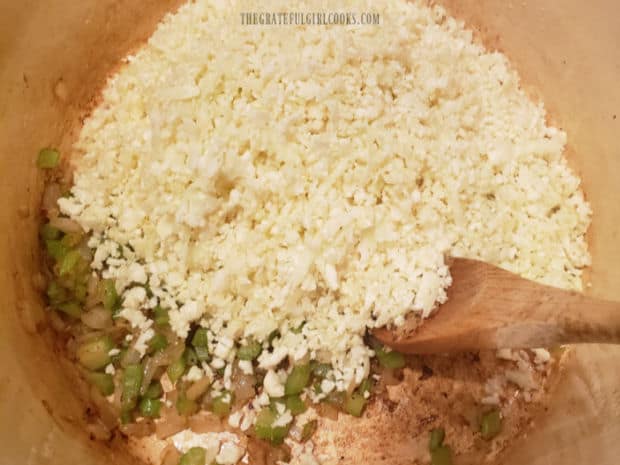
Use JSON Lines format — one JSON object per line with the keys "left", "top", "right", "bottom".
{"left": 60, "top": 0, "right": 591, "bottom": 400}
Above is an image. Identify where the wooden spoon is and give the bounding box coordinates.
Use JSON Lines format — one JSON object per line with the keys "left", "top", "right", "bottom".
{"left": 374, "top": 257, "right": 620, "bottom": 353}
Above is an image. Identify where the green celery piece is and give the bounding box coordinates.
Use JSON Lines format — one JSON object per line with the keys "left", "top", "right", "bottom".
{"left": 37, "top": 148, "right": 60, "bottom": 168}
{"left": 285, "top": 394, "right": 307, "bottom": 415}
{"left": 59, "top": 250, "right": 82, "bottom": 276}
{"left": 480, "top": 409, "right": 502, "bottom": 440}
{"left": 147, "top": 333, "right": 168, "bottom": 353}
{"left": 45, "top": 239, "right": 68, "bottom": 261}
{"left": 144, "top": 381, "right": 163, "bottom": 400}
{"left": 284, "top": 364, "right": 311, "bottom": 395}
{"left": 121, "top": 364, "right": 143, "bottom": 411}
{"left": 85, "top": 372, "right": 115, "bottom": 396}
{"left": 431, "top": 446, "right": 453, "bottom": 465}
{"left": 166, "top": 357, "right": 186, "bottom": 384}
{"left": 373, "top": 341, "right": 406, "bottom": 369}
{"left": 237, "top": 339, "right": 262, "bottom": 361}
{"left": 301, "top": 419, "right": 318, "bottom": 442}
{"left": 57, "top": 301, "right": 82, "bottom": 318}
{"left": 183, "top": 347, "right": 199, "bottom": 366}
{"left": 429, "top": 428, "right": 446, "bottom": 451}
{"left": 100, "top": 279, "right": 120, "bottom": 312}
{"left": 179, "top": 447, "right": 206, "bottom": 465}
{"left": 344, "top": 391, "right": 367, "bottom": 417}
{"left": 254, "top": 407, "right": 290, "bottom": 445}
{"left": 212, "top": 391, "right": 234, "bottom": 418}
{"left": 191, "top": 328, "right": 209, "bottom": 347}
{"left": 139, "top": 397, "right": 161, "bottom": 418}
{"left": 76, "top": 335, "right": 113, "bottom": 370}
{"left": 152, "top": 305, "right": 169, "bottom": 326}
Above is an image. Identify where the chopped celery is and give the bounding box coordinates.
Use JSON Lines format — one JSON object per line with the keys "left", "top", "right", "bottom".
{"left": 167, "top": 357, "right": 186, "bottom": 384}
{"left": 372, "top": 341, "right": 406, "bottom": 369}
{"left": 377, "top": 350, "right": 405, "bottom": 369}
{"left": 191, "top": 327, "right": 209, "bottom": 347}
{"left": 46, "top": 280, "right": 68, "bottom": 304}
{"left": 179, "top": 447, "right": 206, "bottom": 465}
{"left": 139, "top": 397, "right": 162, "bottom": 418}
{"left": 480, "top": 409, "right": 502, "bottom": 440}
{"left": 190, "top": 328, "right": 210, "bottom": 361}
{"left": 431, "top": 445, "right": 453, "bottom": 465}
{"left": 212, "top": 391, "right": 234, "bottom": 417}
{"left": 40, "top": 224, "right": 61, "bottom": 240}
{"left": 85, "top": 372, "right": 115, "bottom": 396}
{"left": 285, "top": 364, "right": 311, "bottom": 395}
{"left": 76, "top": 335, "right": 113, "bottom": 370}
{"left": 148, "top": 333, "right": 168, "bottom": 353}
{"left": 58, "top": 250, "right": 82, "bottom": 276}
{"left": 285, "top": 394, "right": 307, "bottom": 415}
{"left": 99, "top": 279, "right": 120, "bottom": 312}
{"left": 301, "top": 419, "right": 318, "bottom": 442}
{"left": 37, "top": 148, "right": 60, "bottom": 169}
{"left": 45, "top": 239, "right": 68, "bottom": 261}
{"left": 152, "top": 305, "right": 169, "bottom": 326}
{"left": 183, "top": 347, "right": 199, "bottom": 366}
{"left": 255, "top": 407, "right": 289, "bottom": 445}
{"left": 429, "top": 428, "right": 445, "bottom": 451}
{"left": 344, "top": 391, "right": 366, "bottom": 417}
{"left": 237, "top": 339, "right": 262, "bottom": 361}
{"left": 144, "top": 381, "right": 163, "bottom": 400}
{"left": 121, "top": 364, "right": 143, "bottom": 411}
{"left": 358, "top": 378, "right": 373, "bottom": 394}
{"left": 176, "top": 395, "right": 198, "bottom": 416}
{"left": 194, "top": 346, "right": 210, "bottom": 362}
{"left": 57, "top": 301, "right": 82, "bottom": 318}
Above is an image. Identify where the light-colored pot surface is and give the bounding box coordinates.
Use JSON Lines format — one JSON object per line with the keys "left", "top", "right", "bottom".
{"left": 0, "top": 1, "right": 618, "bottom": 464}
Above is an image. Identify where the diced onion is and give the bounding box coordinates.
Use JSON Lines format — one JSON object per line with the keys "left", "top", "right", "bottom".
{"left": 81, "top": 306, "right": 112, "bottom": 329}
{"left": 188, "top": 412, "right": 224, "bottom": 433}
{"left": 155, "top": 406, "right": 187, "bottom": 439}
{"left": 49, "top": 216, "right": 83, "bottom": 234}
{"left": 233, "top": 372, "right": 256, "bottom": 407}
{"left": 186, "top": 377, "right": 211, "bottom": 401}
{"left": 120, "top": 419, "right": 155, "bottom": 437}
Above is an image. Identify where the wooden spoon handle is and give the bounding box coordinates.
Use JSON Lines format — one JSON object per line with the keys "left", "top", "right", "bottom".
{"left": 448, "top": 258, "right": 620, "bottom": 349}
{"left": 496, "top": 282, "right": 620, "bottom": 347}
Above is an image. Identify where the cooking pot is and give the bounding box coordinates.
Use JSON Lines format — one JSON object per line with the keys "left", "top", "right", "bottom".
{"left": 1, "top": 1, "right": 619, "bottom": 464}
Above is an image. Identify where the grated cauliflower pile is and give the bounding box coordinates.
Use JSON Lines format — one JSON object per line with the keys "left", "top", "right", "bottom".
{"left": 58, "top": 0, "right": 591, "bottom": 404}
